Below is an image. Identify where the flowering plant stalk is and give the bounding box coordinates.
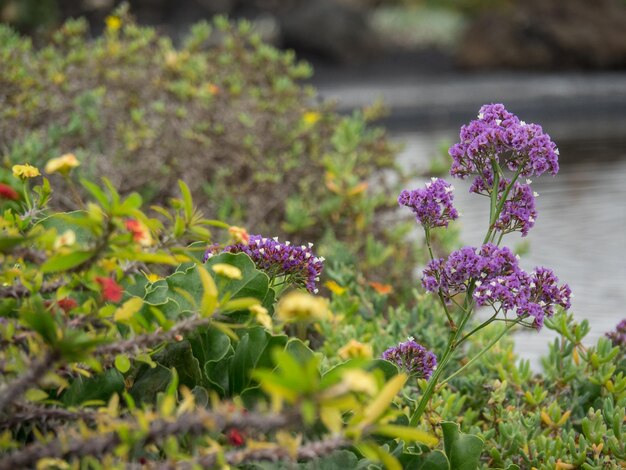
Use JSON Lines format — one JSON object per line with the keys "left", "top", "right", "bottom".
{"left": 407, "top": 104, "right": 572, "bottom": 426}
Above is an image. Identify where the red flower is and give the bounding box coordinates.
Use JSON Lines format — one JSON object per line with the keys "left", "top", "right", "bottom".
{"left": 124, "top": 219, "right": 152, "bottom": 246}
{"left": 0, "top": 183, "right": 19, "bottom": 201}
{"left": 95, "top": 277, "right": 123, "bottom": 303}
{"left": 227, "top": 428, "right": 245, "bottom": 447}
{"left": 56, "top": 297, "right": 78, "bottom": 313}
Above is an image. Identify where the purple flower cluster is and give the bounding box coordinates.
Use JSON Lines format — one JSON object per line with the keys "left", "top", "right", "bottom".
{"left": 398, "top": 178, "right": 459, "bottom": 229}
{"left": 382, "top": 338, "right": 437, "bottom": 379}
{"left": 422, "top": 243, "right": 571, "bottom": 329}
{"left": 449, "top": 103, "right": 560, "bottom": 182}
{"left": 606, "top": 319, "right": 626, "bottom": 350}
{"left": 204, "top": 235, "right": 324, "bottom": 293}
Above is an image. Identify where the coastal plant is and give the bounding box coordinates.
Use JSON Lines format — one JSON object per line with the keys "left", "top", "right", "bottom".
{"left": 398, "top": 103, "right": 572, "bottom": 434}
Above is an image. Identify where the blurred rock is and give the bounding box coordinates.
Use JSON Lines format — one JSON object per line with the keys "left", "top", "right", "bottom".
{"left": 277, "top": 0, "right": 380, "bottom": 63}
{"left": 458, "top": 0, "right": 626, "bottom": 69}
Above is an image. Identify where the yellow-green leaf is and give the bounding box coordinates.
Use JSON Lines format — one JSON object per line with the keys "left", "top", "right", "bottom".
{"left": 113, "top": 297, "right": 143, "bottom": 322}
{"left": 360, "top": 373, "right": 407, "bottom": 427}
{"left": 197, "top": 265, "right": 218, "bottom": 316}
{"left": 371, "top": 424, "right": 438, "bottom": 446}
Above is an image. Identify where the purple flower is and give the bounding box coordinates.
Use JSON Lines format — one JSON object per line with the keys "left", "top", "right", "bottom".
{"left": 398, "top": 178, "right": 459, "bottom": 229}
{"left": 204, "top": 235, "right": 324, "bottom": 293}
{"left": 449, "top": 104, "right": 560, "bottom": 186}
{"left": 607, "top": 319, "right": 626, "bottom": 350}
{"left": 493, "top": 180, "right": 538, "bottom": 237}
{"left": 382, "top": 338, "right": 437, "bottom": 379}
{"left": 422, "top": 244, "right": 571, "bottom": 330}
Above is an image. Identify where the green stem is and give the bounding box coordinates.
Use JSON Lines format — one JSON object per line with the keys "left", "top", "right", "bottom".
{"left": 424, "top": 228, "right": 455, "bottom": 329}
{"left": 409, "top": 289, "right": 475, "bottom": 426}
{"left": 64, "top": 175, "right": 85, "bottom": 210}
{"left": 440, "top": 319, "right": 522, "bottom": 386}
{"left": 457, "top": 309, "right": 500, "bottom": 345}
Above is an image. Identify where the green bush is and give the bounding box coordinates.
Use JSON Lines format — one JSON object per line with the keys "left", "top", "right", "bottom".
{"left": 0, "top": 8, "right": 401, "bottom": 261}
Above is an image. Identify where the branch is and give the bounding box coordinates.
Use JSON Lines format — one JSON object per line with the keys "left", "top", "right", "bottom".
{"left": 94, "top": 315, "right": 212, "bottom": 357}
{"left": 167, "top": 437, "right": 350, "bottom": 469}
{"left": 0, "top": 403, "right": 97, "bottom": 430}
{"left": 0, "top": 279, "right": 65, "bottom": 299}
{"left": 0, "top": 350, "right": 59, "bottom": 413}
{"left": 0, "top": 409, "right": 294, "bottom": 470}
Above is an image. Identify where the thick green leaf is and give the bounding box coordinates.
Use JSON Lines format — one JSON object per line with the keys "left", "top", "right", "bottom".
{"left": 229, "top": 327, "right": 287, "bottom": 395}
{"left": 414, "top": 450, "right": 450, "bottom": 470}
{"left": 62, "top": 369, "right": 124, "bottom": 406}
{"left": 188, "top": 326, "right": 231, "bottom": 387}
{"left": 152, "top": 340, "right": 203, "bottom": 390}
{"left": 441, "top": 421, "right": 484, "bottom": 470}
{"left": 205, "top": 252, "right": 270, "bottom": 301}
{"left": 130, "top": 364, "right": 173, "bottom": 404}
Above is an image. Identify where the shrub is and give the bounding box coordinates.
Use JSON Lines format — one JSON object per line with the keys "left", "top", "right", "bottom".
{"left": 0, "top": 7, "right": 405, "bottom": 288}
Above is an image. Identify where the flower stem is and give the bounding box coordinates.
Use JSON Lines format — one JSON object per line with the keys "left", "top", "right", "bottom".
{"left": 440, "top": 319, "right": 522, "bottom": 386}
{"left": 424, "top": 228, "right": 455, "bottom": 329}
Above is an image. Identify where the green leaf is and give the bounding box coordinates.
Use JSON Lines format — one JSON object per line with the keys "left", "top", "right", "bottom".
{"left": 0, "top": 235, "right": 30, "bottom": 252}
{"left": 62, "top": 369, "right": 124, "bottom": 406}
{"left": 405, "top": 450, "right": 450, "bottom": 470}
{"left": 230, "top": 327, "right": 287, "bottom": 395}
{"left": 152, "top": 340, "right": 203, "bottom": 390}
{"left": 178, "top": 180, "right": 193, "bottom": 220}
{"left": 130, "top": 364, "right": 172, "bottom": 404}
{"left": 205, "top": 252, "right": 270, "bottom": 301}
{"left": 114, "top": 354, "right": 131, "bottom": 373}
{"left": 441, "top": 421, "right": 484, "bottom": 470}
{"left": 21, "top": 305, "right": 58, "bottom": 345}
{"left": 41, "top": 250, "right": 94, "bottom": 273}
{"left": 372, "top": 424, "right": 438, "bottom": 446}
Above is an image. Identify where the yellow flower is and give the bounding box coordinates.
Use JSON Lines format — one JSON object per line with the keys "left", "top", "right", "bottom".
{"left": 338, "top": 339, "right": 373, "bottom": 360}
{"left": 276, "top": 291, "right": 331, "bottom": 323}
{"left": 105, "top": 15, "right": 122, "bottom": 31}
{"left": 12, "top": 164, "right": 40, "bottom": 179}
{"left": 211, "top": 263, "right": 243, "bottom": 280}
{"left": 45, "top": 153, "right": 80, "bottom": 175}
{"left": 250, "top": 304, "right": 272, "bottom": 330}
{"left": 324, "top": 280, "right": 346, "bottom": 295}
{"left": 54, "top": 230, "right": 76, "bottom": 250}
{"left": 302, "top": 111, "right": 321, "bottom": 126}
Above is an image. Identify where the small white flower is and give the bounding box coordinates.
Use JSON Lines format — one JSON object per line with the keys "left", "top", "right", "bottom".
{"left": 529, "top": 217, "right": 535, "bottom": 223}
{"left": 273, "top": 237, "right": 279, "bottom": 242}
{"left": 285, "top": 241, "right": 291, "bottom": 246}
{"left": 526, "top": 179, "right": 533, "bottom": 185}
{"left": 533, "top": 191, "right": 539, "bottom": 197}
{"left": 308, "top": 242, "right": 313, "bottom": 248}
{"left": 319, "top": 256, "right": 325, "bottom": 262}
{"left": 478, "top": 112, "right": 485, "bottom": 119}
{"left": 305, "top": 252, "right": 311, "bottom": 259}
{"left": 555, "top": 148, "right": 560, "bottom": 155}
{"left": 495, "top": 119, "right": 502, "bottom": 126}
{"left": 408, "top": 336, "right": 415, "bottom": 342}
{"left": 520, "top": 120, "right": 527, "bottom": 126}
{"left": 529, "top": 282, "right": 536, "bottom": 288}
{"left": 539, "top": 300, "right": 547, "bottom": 307}
{"left": 515, "top": 255, "right": 521, "bottom": 260}
{"left": 444, "top": 185, "right": 454, "bottom": 194}
{"left": 485, "top": 289, "right": 492, "bottom": 297}
{"left": 475, "top": 280, "right": 482, "bottom": 287}
{"left": 314, "top": 288, "right": 319, "bottom": 294}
